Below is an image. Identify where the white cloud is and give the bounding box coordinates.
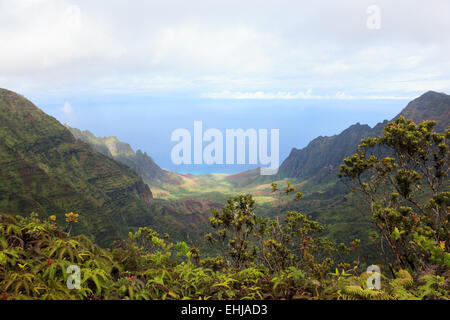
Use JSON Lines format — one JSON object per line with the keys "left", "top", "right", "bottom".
{"left": 201, "top": 90, "right": 415, "bottom": 100}
{"left": 60, "top": 101, "right": 76, "bottom": 125}
{"left": 0, "top": 0, "right": 449, "bottom": 98}
{"left": 0, "top": 1, "right": 126, "bottom": 74}
{"left": 149, "top": 25, "right": 273, "bottom": 75}
{"left": 315, "top": 63, "right": 350, "bottom": 75}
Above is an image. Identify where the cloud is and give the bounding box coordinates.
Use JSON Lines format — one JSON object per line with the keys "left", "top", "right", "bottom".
{"left": 0, "top": 0, "right": 449, "bottom": 98}
{"left": 201, "top": 90, "right": 315, "bottom": 99}
{"left": 200, "top": 90, "right": 415, "bottom": 100}
{"left": 0, "top": 1, "right": 126, "bottom": 75}
{"left": 60, "top": 101, "right": 76, "bottom": 125}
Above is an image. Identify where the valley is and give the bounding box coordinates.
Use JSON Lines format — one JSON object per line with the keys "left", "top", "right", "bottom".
{"left": 2, "top": 1, "right": 449, "bottom": 302}
{"left": 59, "top": 91, "right": 450, "bottom": 259}
{"left": 0, "top": 88, "right": 448, "bottom": 256}
{"left": 0, "top": 87, "right": 448, "bottom": 300}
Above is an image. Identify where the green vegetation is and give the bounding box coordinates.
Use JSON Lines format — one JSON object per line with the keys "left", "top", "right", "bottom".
{"left": 60, "top": 92, "right": 449, "bottom": 265}
{"left": 0, "top": 89, "right": 153, "bottom": 247}
{"left": 0, "top": 88, "right": 448, "bottom": 300}
{"left": 0, "top": 192, "right": 447, "bottom": 300}
{"left": 339, "top": 116, "right": 449, "bottom": 273}
{"left": 1, "top": 117, "right": 448, "bottom": 300}
{"left": 66, "top": 126, "right": 169, "bottom": 184}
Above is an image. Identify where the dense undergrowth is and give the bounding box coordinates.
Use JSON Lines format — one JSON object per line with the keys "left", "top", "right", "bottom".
{"left": 0, "top": 208, "right": 447, "bottom": 300}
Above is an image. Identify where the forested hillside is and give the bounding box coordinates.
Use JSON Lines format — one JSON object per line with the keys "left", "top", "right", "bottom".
{"left": 0, "top": 89, "right": 153, "bottom": 246}
{"left": 66, "top": 126, "right": 169, "bottom": 185}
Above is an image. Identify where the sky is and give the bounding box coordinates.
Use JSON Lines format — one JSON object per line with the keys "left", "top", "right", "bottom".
{"left": 0, "top": 0, "right": 449, "bottom": 173}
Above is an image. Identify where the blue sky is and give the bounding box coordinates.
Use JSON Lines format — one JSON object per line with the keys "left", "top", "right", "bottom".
{"left": 0, "top": 1, "right": 449, "bottom": 172}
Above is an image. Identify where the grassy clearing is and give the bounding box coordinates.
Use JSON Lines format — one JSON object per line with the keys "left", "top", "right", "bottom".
{"left": 149, "top": 171, "right": 304, "bottom": 206}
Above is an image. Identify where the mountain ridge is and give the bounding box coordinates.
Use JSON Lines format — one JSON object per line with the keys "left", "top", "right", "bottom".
{"left": 395, "top": 90, "right": 450, "bottom": 132}
{"left": 66, "top": 126, "right": 169, "bottom": 185}
{"left": 0, "top": 88, "right": 154, "bottom": 246}
{"left": 277, "top": 91, "right": 450, "bottom": 180}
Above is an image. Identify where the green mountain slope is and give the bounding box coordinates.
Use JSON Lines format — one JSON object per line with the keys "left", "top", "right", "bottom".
{"left": 66, "top": 126, "right": 169, "bottom": 185}
{"left": 41, "top": 124, "right": 238, "bottom": 249}
{"left": 265, "top": 91, "right": 450, "bottom": 261}
{"left": 278, "top": 91, "right": 450, "bottom": 181}
{"left": 278, "top": 121, "right": 386, "bottom": 180}
{"left": 395, "top": 90, "right": 450, "bottom": 132}
{"left": 0, "top": 89, "right": 154, "bottom": 246}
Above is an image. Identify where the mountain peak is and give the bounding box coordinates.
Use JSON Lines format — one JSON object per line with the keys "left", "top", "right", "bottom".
{"left": 278, "top": 91, "right": 449, "bottom": 180}
{"left": 0, "top": 88, "right": 18, "bottom": 96}
{"left": 396, "top": 90, "right": 450, "bottom": 132}
{"left": 419, "top": 90, "right": 448, "bottom": 98}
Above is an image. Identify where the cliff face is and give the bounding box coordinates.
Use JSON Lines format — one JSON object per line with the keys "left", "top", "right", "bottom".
{"left": 0, "top": 89, "right": 153, "bottom": 246}
{"left": 66, "top": 126, "right": 169, "bottom": 184}
{"left": 279, "top": 122, "right": 386, "bottom": 180}
{"left": 278, "top": 91, "right": 450, "bottom": 180}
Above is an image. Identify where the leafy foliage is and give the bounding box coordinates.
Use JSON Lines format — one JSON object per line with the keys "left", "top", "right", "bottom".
{"left": 340, "top": 117, "right": 449, "bottom": 275}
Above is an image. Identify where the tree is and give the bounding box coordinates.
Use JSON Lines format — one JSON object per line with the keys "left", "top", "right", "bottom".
{"left": 339, "top": 116, "right": 449, "bottom": 273}
{"left": 208, "top": 194, "right": 258, "bottom": 269}
{"left": 208, "top": 193, "right": 335, "bottom": 278}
